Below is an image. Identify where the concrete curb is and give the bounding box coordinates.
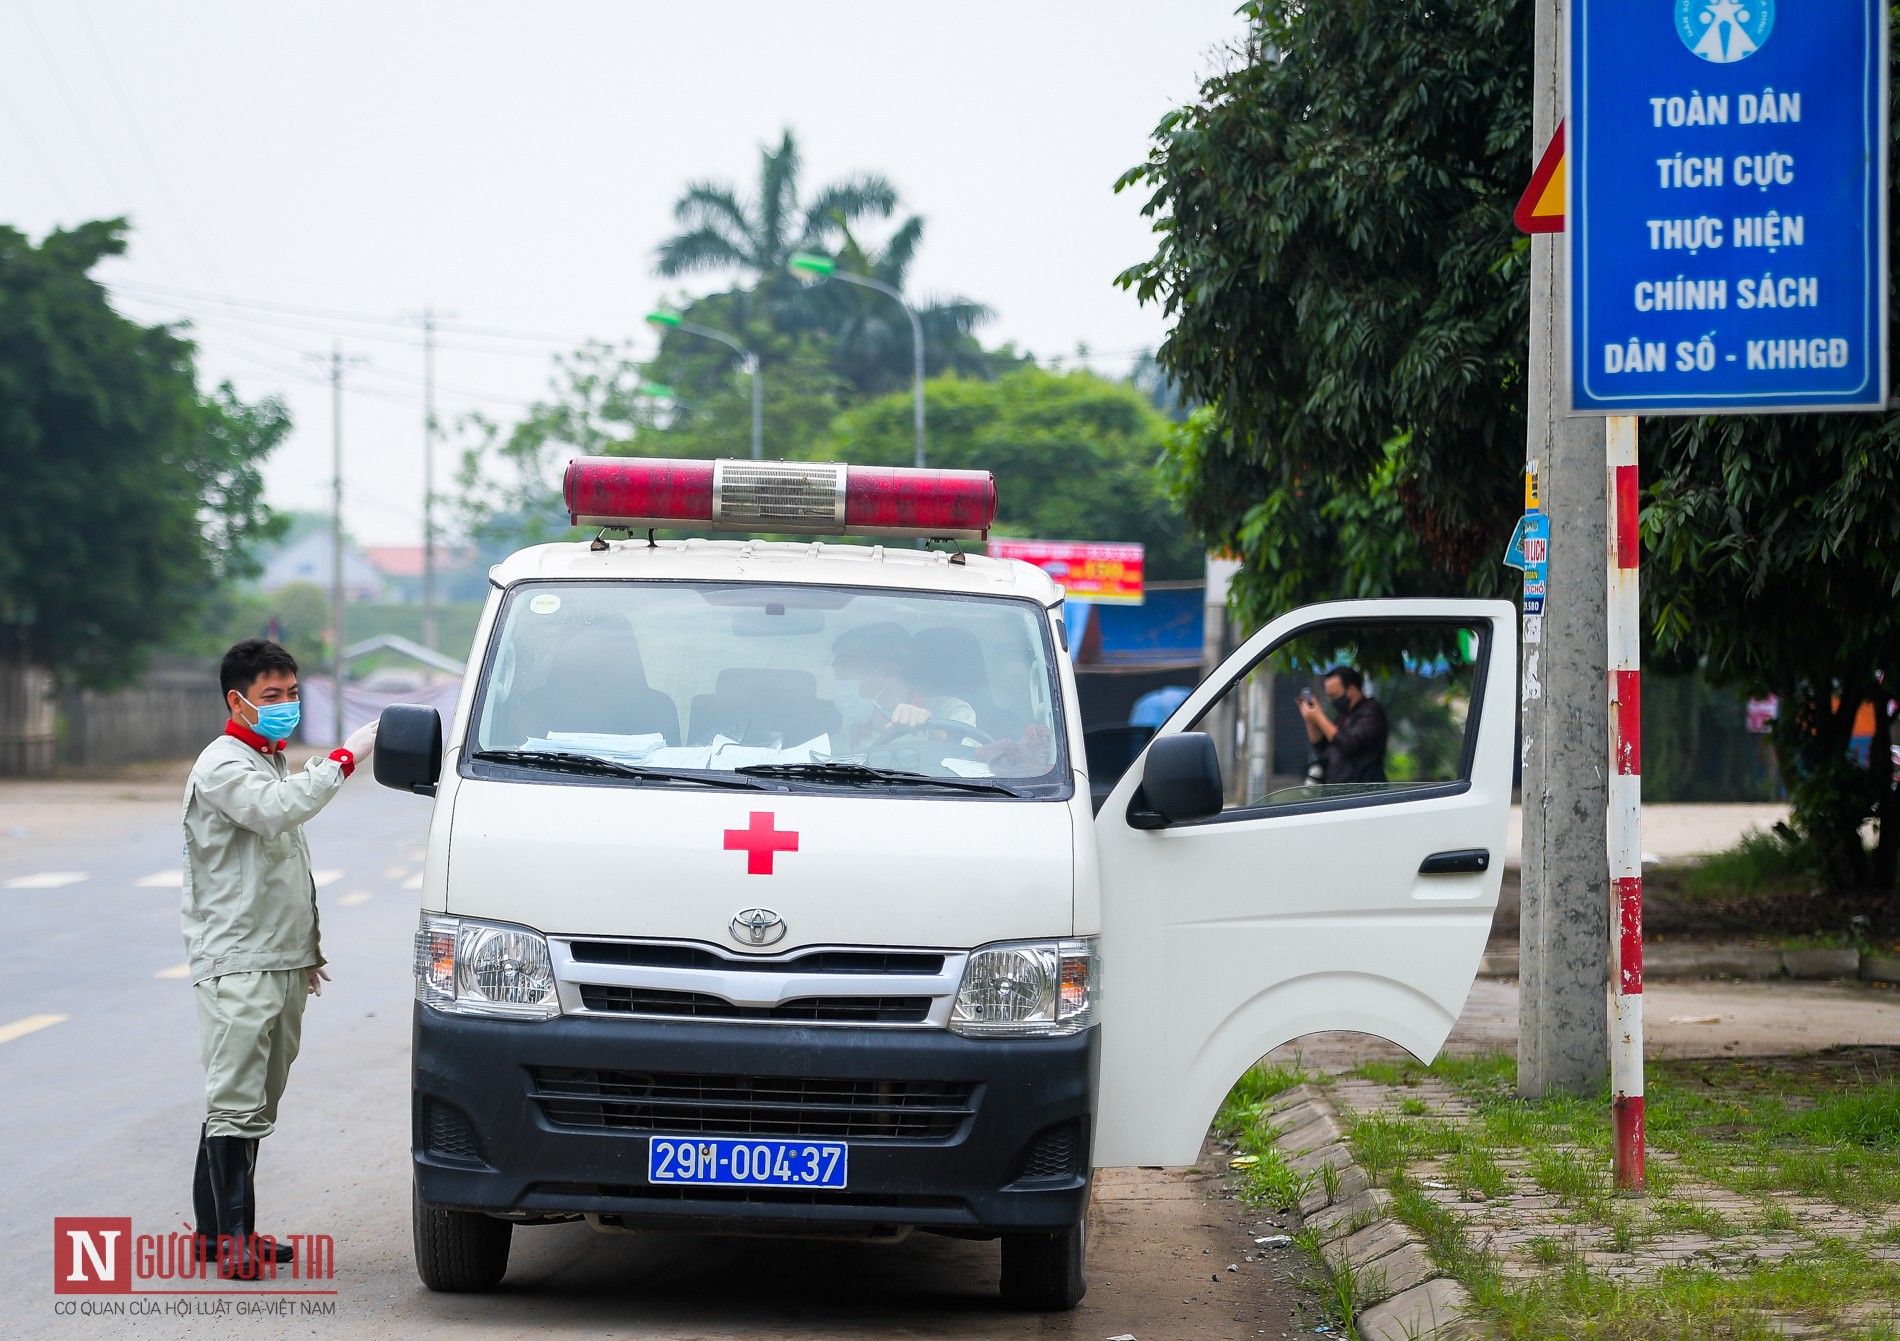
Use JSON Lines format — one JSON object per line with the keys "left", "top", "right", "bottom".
{"left": 1264, "top": 1085, "right": 1484, "bottom": 1340}
{"left": 1480, "top": 942, "right": 1899, "bottom": 982}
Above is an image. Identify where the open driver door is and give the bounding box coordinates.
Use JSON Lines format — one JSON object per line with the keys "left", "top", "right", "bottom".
{"left": 1092, "top": 599, "right": 1516, "bottom": 1166}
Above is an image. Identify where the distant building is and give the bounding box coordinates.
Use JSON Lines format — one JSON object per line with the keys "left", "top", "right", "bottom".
{"left": 259, "top": 530, "right": 382, "bottom": 602}
{"left": 363, "top": 545, "right": 481, "bottom": 604}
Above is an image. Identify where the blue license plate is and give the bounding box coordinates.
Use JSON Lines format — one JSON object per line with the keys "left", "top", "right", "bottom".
{"left": 647, "top": 1136, "right": 848, "bottom": 1189}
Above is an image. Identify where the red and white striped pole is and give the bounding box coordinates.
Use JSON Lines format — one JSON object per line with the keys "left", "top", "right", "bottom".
{"left": 1606, "top": 414, "right": 1645, "bottom": 1192}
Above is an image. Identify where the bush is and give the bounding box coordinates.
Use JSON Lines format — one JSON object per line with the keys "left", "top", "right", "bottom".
{"left": 1681, "top": 828, "right": 1818, "bottom": 900}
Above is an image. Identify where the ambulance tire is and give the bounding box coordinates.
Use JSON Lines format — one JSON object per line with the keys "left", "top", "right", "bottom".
{"left": 999, "top": 1215, "right": 1086, "bottom": 1311}
{"left": 412, "top": 1185, "right": 512, "bottom": 1292}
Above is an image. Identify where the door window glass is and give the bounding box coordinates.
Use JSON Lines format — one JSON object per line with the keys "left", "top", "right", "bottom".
{"left": 1188, "top": 621, "right": 1486, "bottom": 813}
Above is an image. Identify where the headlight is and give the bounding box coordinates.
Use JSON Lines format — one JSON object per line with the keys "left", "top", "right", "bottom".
{"left": 949, "top": 938, "right": 1097, "bottom": 1038}
{"left": 414, "top": 914, "right": 560, "bottom": 1019}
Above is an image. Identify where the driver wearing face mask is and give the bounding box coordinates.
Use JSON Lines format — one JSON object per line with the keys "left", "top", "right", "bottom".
{"left": 829, "top": 623, "right": 976, "bottom": 753}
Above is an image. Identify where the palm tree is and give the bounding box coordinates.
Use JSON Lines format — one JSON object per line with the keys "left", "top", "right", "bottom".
{"left": 782, "top": 217, "right": 999, "bottom": 395}
{"left": 654, "top": 130, "right": 897, "bottom": 282}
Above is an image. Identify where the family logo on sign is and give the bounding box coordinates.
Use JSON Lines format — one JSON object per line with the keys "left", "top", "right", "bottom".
{"left": 1677, "top": 0, "right": 1775, "bottom": 63}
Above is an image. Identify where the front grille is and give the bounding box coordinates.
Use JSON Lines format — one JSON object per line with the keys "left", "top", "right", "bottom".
{"left": 531, "top": 1068, "right": 975, "bottom": 1140}
{"left": 567, "top": 943, "right": 945, "bottom": 976}
{"left": 1017, "top": 1121, "right": 1080, "bottom": 1180}
{"left": 577, "top": 985, "right": 931, "bottom": 1023}
{"left": 423, "top": 1100, "right": 485, "bottom": 1163}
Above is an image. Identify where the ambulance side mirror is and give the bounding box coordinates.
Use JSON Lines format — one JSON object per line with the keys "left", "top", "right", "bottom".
{"left": 375, "top": 704, "right": 443, "bottom": 797}
{"left": 1128, "top": 731, "right": 1223, "bottom": 829}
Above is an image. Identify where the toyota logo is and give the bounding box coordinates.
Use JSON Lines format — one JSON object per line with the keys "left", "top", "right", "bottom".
{"left": 729, "top": 908, "right": 787, "bottom": 947}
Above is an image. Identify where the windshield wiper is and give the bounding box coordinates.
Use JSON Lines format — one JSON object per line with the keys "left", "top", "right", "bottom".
{"left": 734, "top": 761, "right": 1021, "bottom": 796}
{"left": 474, "top": 749, "right": 766, "bottom": 790}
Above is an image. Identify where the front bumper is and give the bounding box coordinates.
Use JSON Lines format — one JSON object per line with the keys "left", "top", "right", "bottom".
{"left": 412, "top": 1004, "right": 1097, "bottom": 1235}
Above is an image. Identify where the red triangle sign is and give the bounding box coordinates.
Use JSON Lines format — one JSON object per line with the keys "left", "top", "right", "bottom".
{"left": 1514, "top": 121, "right": 1565, "bottom": 234}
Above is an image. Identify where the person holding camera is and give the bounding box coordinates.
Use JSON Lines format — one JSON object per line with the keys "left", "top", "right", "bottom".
{"left": 1297, "top": 664, "right": 1389, "bottom": 785}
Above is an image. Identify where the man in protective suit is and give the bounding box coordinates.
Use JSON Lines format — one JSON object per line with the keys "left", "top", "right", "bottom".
{"left": 182, "top": 639, "right": 378, "bottom": 1278}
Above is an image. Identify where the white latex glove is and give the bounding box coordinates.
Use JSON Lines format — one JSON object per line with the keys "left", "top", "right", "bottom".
{"left": 343, "top": 719, "right": 379, "bottom": 760}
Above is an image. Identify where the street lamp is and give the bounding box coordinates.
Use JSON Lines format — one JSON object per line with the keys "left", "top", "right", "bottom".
{"left": 645, "top": 311, "right": 762, "bottom": 460}
{"left": 789, "top": 253, "right": 926, "bottom": 469}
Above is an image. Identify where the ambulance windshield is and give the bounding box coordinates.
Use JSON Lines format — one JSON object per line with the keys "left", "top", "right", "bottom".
{"left": 471, "top": 581, "right": 1067, "bottom": 790}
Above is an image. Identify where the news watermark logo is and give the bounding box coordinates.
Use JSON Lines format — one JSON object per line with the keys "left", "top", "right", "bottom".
{"left": 51, "top": 1216, "right": 337, "bottom": 1314}
{"left": 53, "top": 1219, "right": 132, "bottom": 1295}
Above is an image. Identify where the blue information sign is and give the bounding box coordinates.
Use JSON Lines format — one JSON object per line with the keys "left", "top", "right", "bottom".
{"left": 1569, "top": 0, "right": 1888, "bottom": 413}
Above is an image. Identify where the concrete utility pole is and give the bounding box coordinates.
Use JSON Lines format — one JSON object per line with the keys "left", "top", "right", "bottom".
{"left": 421, "top": 308, "right": 438, "bottom": 653}
{"left": 1518, "top": 0, "right": 1611, "bottom": 1099}
{"left": 402, "top": 307, "right": 455, "bottom": 650}
{"left": 326, "top": 344, "right": 348, "bottom": 749}
{"left": 310, "top": 343, "right": 366, "bottom": 748}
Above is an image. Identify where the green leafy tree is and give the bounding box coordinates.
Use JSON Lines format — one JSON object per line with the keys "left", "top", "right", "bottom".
{"left": 780, "top": 220, "right": 1000, "bottom": 395}
{"left": 0, "top": 220, "right": 287, "bottom": 687}
{"left": 1646, "top": 409, "right": 1900, "bottom": 895}
{"left": 1115, "top": 0, "right": 1531, "bottom": 618}
{"left": 1120, "top": 0, "right": 1900, "bottom": 899}
{"left": 638, "top": 325, "right": 851, "bottom": 464}
{"left": 452, "top": 341, "right": 642, "bottom": 558}
{"left": 821, "top": 367, "right": 1202, "bottom": 578}
{"left": 1637, "top": 20, "right": 1900, "bottom": 898}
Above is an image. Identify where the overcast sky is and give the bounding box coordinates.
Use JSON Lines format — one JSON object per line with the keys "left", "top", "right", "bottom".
{"left": 4, "top": 1, "right": 1242, "bottom": 545}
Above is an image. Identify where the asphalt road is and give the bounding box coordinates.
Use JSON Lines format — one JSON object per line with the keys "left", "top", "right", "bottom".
{"left": 1, "top": 765, "right": 1323, "bottom": 1340}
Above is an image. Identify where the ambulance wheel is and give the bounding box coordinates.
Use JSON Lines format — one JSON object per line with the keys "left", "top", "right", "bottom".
{"left": 412, "top": 1184, "right": 511, "bottom": 1292}
{"left": 999, "top": 1215, "right": 1087, "bottom": 1311}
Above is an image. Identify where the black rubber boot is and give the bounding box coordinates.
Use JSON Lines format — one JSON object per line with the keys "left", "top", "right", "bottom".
{"left": 205, "top": 1135, "right": 264, "bottom": 1279}
{"left": 191, "top": 1125, "right": 217, "bottom": 1265}
{"left": 244, "top": 1140, "right": 294, "bottom": 1266}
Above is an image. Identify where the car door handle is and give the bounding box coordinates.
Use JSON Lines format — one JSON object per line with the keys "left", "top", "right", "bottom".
{"left": 1418, "top": 849, "right": 1490, "bottom": 874}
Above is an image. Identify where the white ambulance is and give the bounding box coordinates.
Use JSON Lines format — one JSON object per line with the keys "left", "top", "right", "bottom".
{"left": 376, "top": 456, "right": 1512, "bottom": 1310}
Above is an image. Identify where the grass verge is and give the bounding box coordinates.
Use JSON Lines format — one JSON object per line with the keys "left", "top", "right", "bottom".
{"left": 1303, "top": 1046, "right": 1900, "bottom": 1339}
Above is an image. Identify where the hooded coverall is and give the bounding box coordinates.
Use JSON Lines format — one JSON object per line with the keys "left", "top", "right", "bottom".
{"left": 181, "top": 722, "right": 356, "bottom": 1139}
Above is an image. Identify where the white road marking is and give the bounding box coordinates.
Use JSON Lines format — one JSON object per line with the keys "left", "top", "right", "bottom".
{"left": 338, "top": 891, "right": 372, "bottom": 907}
{"left": 402, "top": 873, "right": 424, "bottom": 890}
{"left": 5, "top": 872, "right": 88, "bottom": 889}
{"left": 311, "top": 869, "right": 343, "bottom": 888}
{"left": 137, "top": 870, "right": 184, "bottom": 888}
{"left": 382, "top": 866, "right": 409, "bottom": 881}
{"left": 0, "top": 1013, "right": 68, "bottom": 1044}
{"left": 154, "top": 964, "right": 191, "bottom": 980}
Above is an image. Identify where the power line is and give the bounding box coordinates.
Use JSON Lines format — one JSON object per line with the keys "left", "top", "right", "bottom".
{"left": 188, "top": 336, "right": 427, "bottom": 411}
{"left": 113, "top": 286, "right": 602, "bottom": 360}
{"left": 107, "top": 278, "right": 618, "bottom": 348}
{"left": 0, "top": 73, "right": 78, "bottom": 218}
{"left": 15, "top": 1, "right": 178, "bottom": 279}
{"left": 171, "top": 309, "right": 541, "bottom": 410}
{"left": 67, "top": 3, "right": 225, "bottom": 284}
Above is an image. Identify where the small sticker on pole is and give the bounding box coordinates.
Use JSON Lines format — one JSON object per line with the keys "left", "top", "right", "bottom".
{"left": 1502, "top": 462, "right": 1550, "bottom": 614}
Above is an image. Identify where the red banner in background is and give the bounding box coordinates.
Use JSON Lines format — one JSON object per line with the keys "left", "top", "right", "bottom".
{"left": 987, "top": 540, "right": 1145, "bottom": 605}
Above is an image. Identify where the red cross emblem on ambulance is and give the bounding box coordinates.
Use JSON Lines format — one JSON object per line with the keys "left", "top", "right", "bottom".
{"left": 724, "top": 811, "right": 799, "bottom": 875}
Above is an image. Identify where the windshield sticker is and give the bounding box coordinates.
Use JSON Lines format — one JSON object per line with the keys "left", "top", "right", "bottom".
{"left": 528, "top": 593, "right": 562, "bottom": 615}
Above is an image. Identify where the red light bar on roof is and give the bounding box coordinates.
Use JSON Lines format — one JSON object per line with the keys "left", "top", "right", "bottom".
{"left": 564, "top": 457, "right": 998, "bottom": 540}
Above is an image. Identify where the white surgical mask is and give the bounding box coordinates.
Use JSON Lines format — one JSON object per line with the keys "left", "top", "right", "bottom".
{"left": 832, "top": 679, "right": 878, "bottom": 726}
